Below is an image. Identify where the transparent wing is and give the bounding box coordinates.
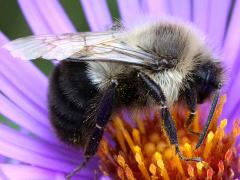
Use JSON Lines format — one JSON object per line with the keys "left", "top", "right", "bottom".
{"left": 3, "top": 32, "right": 158, "bottom": 69}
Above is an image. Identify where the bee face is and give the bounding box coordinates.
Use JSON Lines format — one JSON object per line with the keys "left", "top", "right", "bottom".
{"left": 124, "top": 20, "right": 223, "bottom": 106}
{"left": 193, "top": 61, "right": 223, "bottom": 103}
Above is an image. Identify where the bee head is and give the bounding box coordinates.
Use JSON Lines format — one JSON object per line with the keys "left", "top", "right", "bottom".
{"left": 193, "top": 61, "right": 223, "bottom": 104}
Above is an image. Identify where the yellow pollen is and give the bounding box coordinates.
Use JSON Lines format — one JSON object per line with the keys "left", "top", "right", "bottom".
{"left": 114, "top": 119, "right": 127, "bottom": 153}
{"left": 133, "top": 145, "right": 141, "bottom": 154}
{"left": 163, "top": 147, "right": 173, "bottom": 160}
{"left": 144, "top": 142, "right": 156, "bottom": 156}
{"left": 156, "top": 159, "right": 164, "bottom": 169}
{"left": 99, "top": 139, "right": 109, "bottom": 154}
{"left": 117, "top": 167, "right": 125, "bottom": 180}
{"left": 156, "top": 142, "right": 167, "bottom": 152}
{"left": 187, "top": 164, "right": 195, "bottom": 177}
{"left": 156, "top": 158, "right": 170, "bottom": 180}
{"left": 116, "top": 154, "right": 126, "bottom": 167}
{"left": 217, "top": 160, "right": 224, "bottom": 177}
{"left": 183, "top": 143, "right": 193, "bottom": 157}
{"left": 206, "top": 168, "right": 214, "bottom": 180}
{"left": 209, "top": 95, "right": 227, "bottom": 131}
{"left": 196, "top": 162, "right": 204, "bottom": 176}
{"left": 173, "top": 152, "right": 185, "bottom": 176}
{"left": 149, "top": 163, "right": 157, "bottom": 175}
{"left": 203, "top": 131, "right": 214, "bottom": 159}
{"left": 220, "top": 119, "right": 228, "bottom": 128}
{"left": 135, "top": 115, "right": 146, "bottom": 134}
{"left": 153, "top": 152, "right": 162, "bottom": 162}
{"left": 233, "top": 120, "right": 240, "bottom": 138}
{"left": 135, "top": 152, "right": 151, "bottom": 180}
{"left": 125, "top": 166, "right": 135, "bottom": 180}
{"left": 193, "top": 110, "right": 200, "bottom": 132}
{"left": 182, "top": 136, "right": 190, "bottom": 144}
{"left": 225, "top": 148, "right": 233, "bottom": 165}
{"left": 149, "top": 133, "right": 160, "bottom": 143}
{"left": 211, "top": 119, "right": 227, "bottom": 151}
{"left": 115, "top": 117, "right": 136, "bottom": 153}
{"left": 132, "top": 128, "right": 141, "bottom": 145}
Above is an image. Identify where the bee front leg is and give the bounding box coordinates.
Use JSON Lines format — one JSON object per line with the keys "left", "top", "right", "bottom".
{"left": 137, "top": 72, "right": 201, "bottom": 162}
{"left": 66, "top": 81, "right": 117, "bottom": 180}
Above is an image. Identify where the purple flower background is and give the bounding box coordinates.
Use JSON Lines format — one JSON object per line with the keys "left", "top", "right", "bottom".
{"left": 0, "top": 0, "right": 240, "bottom": 179}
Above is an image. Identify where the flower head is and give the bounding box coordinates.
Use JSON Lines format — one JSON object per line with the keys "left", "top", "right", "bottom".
{"left": 0, "top": 1, "right": 240, "bottom": 179}
{"left": 98, "top": 95, "right": 240, "bottom": 179}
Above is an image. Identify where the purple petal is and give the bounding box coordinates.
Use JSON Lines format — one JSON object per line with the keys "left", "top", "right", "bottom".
{"left": 117, "top": 0, "right": 143, "bottom": 23}
{"left": 0, "top": 75, "right": 49, "bottom": 128}
{"left": 17, "top": 0, "right": 75, "bottom": 34}
{"left": 192, "top": 0, "right": 210, "bottom": 33}
{"left": 221, "top": 69, "right": 240, "bottom": 127}
{"left": 0, "top": 124, "right": 80, "bottom": 164}
{"left": 0, "top": 94, "right": 57, "bottom": 144}
{"left": 80, "top": 0, "right": 112, "bottom": 31}
{"left": 34, "top": 0, "right": 76, "bottom": 33}
{"left": 169, "top": 0, "right": 191, "bottom": 21}
{"left": 17, "top": 0, "right": 50, "bottom": 34}
{"left": 100, "top": 176, "right": 112, "bottom": 180}
{"left": 0, "top": 141, "right": 92, "bottom": 175}
{"left": 141, "top": 0, "right": 170, "bottom": 17}
{"left": 0, "top": 164, "right": 91, "bottom": 180}
{"left": 222, "top": 1, "right": 240, "bottom": 72}
{"left": 207, "top": 0, "right": 231, "bottom": 48}
{"left": 0, "top": 33, "right": 48, "bottom": 112}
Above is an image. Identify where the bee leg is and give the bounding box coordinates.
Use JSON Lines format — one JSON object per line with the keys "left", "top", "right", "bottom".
{"left": 184, "top": 87, "right": 200, "bottom": 135}
{"left": 66, "top": 81, "right": 117, "bottom": 180}
{"left": 138, "top": 72, "right": 201, "bottom": 162}
{"left": 195, "top": 87, "right": 221, "bottom": 149}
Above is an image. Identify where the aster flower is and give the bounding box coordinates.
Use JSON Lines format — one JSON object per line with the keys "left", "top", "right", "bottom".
{"left": 0, "top": 1, "right": 239, "bottom": 180}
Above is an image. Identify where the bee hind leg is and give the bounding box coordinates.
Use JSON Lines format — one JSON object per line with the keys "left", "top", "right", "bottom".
{"left": 66, "top": 81, "right": 117, "bottom": 180}
{"left": 137, "top": 72, "right": 201, "bottom": 162}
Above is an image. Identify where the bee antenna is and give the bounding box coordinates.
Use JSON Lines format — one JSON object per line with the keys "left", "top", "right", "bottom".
{"left": 195, "top": 83, "right": 221, "bottom": 149}
{"left": 66, "top": 156, "right": 90, "bottom": 180}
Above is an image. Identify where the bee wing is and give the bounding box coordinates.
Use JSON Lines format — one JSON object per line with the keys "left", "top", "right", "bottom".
{"left": 3, "top": 32, "right": 158, "bottom": 69}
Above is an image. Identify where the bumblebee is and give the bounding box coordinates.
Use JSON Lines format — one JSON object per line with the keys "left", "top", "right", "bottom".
{"left": 4, "top": 20, "right": 223, "bottom": 179}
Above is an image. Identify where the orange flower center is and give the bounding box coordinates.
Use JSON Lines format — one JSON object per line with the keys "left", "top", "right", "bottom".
{"left": 97, "top": 95, "right": 240, "bottom": 179}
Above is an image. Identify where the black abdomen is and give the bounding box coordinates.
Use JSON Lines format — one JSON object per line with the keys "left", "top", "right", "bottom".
{"left": 48, "top": 62, "right": 98, "bottom": 146}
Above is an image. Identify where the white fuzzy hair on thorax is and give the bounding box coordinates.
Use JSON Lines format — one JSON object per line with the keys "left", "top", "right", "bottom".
{"left": 148, "top": 70, "right": 183, "bottom": 105}
{"left": 87, "top": 62, "right": 127, "bottom": 89}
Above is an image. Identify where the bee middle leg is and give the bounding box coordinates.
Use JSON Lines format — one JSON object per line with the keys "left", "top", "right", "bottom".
{"left": 138, "top": 72, "right": 201, "bottom": 162}
{"left": 66, "top": 81, "right": 117, "bottom": 180}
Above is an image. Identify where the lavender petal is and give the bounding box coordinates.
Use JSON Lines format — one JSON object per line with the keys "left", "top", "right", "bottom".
{"left": 117, "top": 0, "right": 143, "bottom": 24}
{"left": 80, "top": 0, "right": 112, "bottom": 31}
{"left": 142, "top": 0, "right": 170, "bottom": 16}
{"left": 192, "top": 0, "right": 210, "bottom": 33}
{"left": 0, "top": 164, "right": 92, "bottom": 180}
{"left": 222, "top": 0, "right": 240, "bottom": 73}
{"left": 34, "top": 0, "right": 76, "bottom": 33}
{"left": 17, "top": 0, "right": 75, "bottom": 34}
{"left": 0, "top": 75, "right": 50, "bottom": 128}
{"left": 169, "top": 0, "right": 191, "bottom": 21}
{"left": 0, "top": 124, "right": 81, "bottom": 164}
{"left": 0, "top": 32, "right": 48, "bottom": 111}
{"left": 207, "top": 0, "right": 231, "bottom": 48}
{"left": 0, "top": 94, "right": 58, "bottom": 144}
{"left": 0, "top": 141, "right": 92, "bottom": 175}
